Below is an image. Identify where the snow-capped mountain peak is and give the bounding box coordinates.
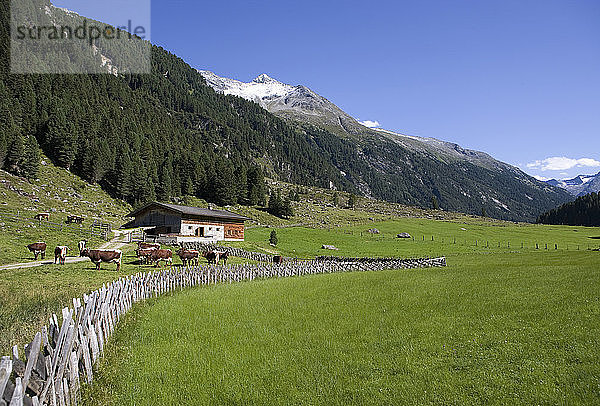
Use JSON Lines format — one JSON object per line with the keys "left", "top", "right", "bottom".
{"left": 545, "top": 173, "right": 600, "bottom": 196}
{"left": 198, "top": 70, "right": 295, "bottom": 106}
{"left": 252, "top": 73, "right": 279, "bottom": 84}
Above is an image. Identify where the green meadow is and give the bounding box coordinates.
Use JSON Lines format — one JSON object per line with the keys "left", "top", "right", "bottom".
{"left": 79, "top": 220, "right": 600, "bottom": 405}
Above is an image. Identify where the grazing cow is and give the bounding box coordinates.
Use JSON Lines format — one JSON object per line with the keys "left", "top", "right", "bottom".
{"left": 202, "top": 251, "right": 217, "bottom": 264}
{"left": 78, "top": 240, "right": 87, "bottom": 256}
{"left": 81, "top": 249, "right": 122, "bottom": 271}
{"left": 273, "top": 255, "right": 284, "bottom": 264}
{"left": 203, "top": 250, "right": 227, "bottom": 265}
{"left": 54, "top": 246, "right": 68, "bottom": 265}
{"left": 66, "top": 215, "right": 84, "bottom": 224}
{"left": 135, "top": 248, "right": 155, "bottom": 265}
{"left": 137, "top": 242, "right": 161, "bottom": 250}
{"left": 176, "top": 249, "right": 199, "bottom": 267}
{"left": 34, "top": 213, "right": 50, "bottom": 221}
{"left": 150, "top": 249, "right": 173, "bottom": 267}
{"left": 218, "top": 251, "right": 228, "bottom": 265}
{"left": 26, "top": 242, "right": 47, "bottom": 260}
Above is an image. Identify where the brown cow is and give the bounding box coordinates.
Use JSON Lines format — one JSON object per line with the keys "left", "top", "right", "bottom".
{"left": 66, "top": 215, "right": 84, "bottom": 224}
{"left": 273, "top": 255, "right": 284, "bottom": 264}
{"left": 203, "top": 251, "right": 217, "bottom": 264}
{"left": 177, "top": 249, "right": 199, "bottom": 267}
{"left": 218, "top": 251, "right": 228, "bottom": 265}
{"left": 135, "top": 248, "right": 155, "bottom": 265}
{"left": 150, "top": 249, "right": 173, "bottom": 267}
{"left": 54, "top": 246, "right": 68, "bottom": 265}
{"left": 137, "top": 242, "right": 161, "bottom": 250}
{"left": 34, "top": 213, "right": 49, "bottom": 221}
{"left": 203, "top": 251, "right": 227, "bottom": 265}
{"left": 26, "top": 242, "right": 47, "bottom": 260}
{"left": 82, "top": 249, "right": 122, "bottom": 271}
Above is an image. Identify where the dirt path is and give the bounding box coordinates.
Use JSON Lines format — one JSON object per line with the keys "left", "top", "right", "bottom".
{"left": 0, "top": 238, "right": 130, "bottom": 271}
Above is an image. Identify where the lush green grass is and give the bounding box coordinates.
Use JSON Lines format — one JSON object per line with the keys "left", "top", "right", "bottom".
{"left": 234, "top": 218, "right": 600, "bottom": 259}
{"left": 0, "top": 158, "right": 131, "bottom": 265}
{"left": 0, "top": 242, "right": 257, "bottom": 356}
{"left": 83, "top": 251, "right": 600, "bottom": 405}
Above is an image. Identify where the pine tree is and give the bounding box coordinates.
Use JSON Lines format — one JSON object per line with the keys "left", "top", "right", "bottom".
{"left": 348, "top": 193, "right": 357, "bottom": 209}
{"left": 282, "top": 196, "right": 294, "bottom": 218}
{"left": 269, "top": 230, "right": 278, "bottom": 246}
{"left": 22, "top": 136, "right": 40, "bottom": 180}
{"left": 115, "top": 148, "right": 134, "bottom": 201}
{"left": 268, "top": 191, "right": 283, "bottom": 217}
{"left": 333, "top": 192, "right": 340, "bottom": 207}
{"left": 46, "top": 107, "right": 77, "bottom": 170}
{"left": 432, "top": 196, "right": 440, "bottom": 210}
{"left": 247, "top": 166, "right": 266, "bottom": 205}
{"left": 5, "top": 133, "right": 24, "bottom": 175}
{"left": 0, "top": 91, "right": 18, "bottom": 168}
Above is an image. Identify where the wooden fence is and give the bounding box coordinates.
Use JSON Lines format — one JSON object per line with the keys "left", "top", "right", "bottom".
{"left": 181, "top": 242, "right": 285, "bottom": 263}
{"left": 0, "top": 257, "right": 446, "bottom": 406}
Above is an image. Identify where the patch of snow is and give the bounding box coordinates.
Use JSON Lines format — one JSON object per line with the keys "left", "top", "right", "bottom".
{"left": 198, "top": 70, "right": 295, "bottom": 105}
{"left": 491, "top": 197, "right": 510, "bottom": 211}
{"left": 372, "top": 128, "right": 422, "bottom": 141}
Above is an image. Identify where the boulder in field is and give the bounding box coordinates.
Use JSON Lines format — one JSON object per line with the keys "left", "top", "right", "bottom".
{"left": 397, "top": 233, "right": 411, "bottom": 239}
{"left": 367, "top": 228, "right": 380, "bottom": 234}
{"left": 321, "top": 245, "right": 339, "bottom": 250}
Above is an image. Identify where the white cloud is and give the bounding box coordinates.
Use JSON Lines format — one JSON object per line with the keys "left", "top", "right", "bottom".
{"left": 526, "top": 157, "right": 600, "bottom": 171}
{"left": 358, "top": 120, "right": 380, "bottom": 128}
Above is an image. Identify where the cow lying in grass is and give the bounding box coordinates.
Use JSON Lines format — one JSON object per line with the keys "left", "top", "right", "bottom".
{"left": 54, "top": 246, "right": 68, "bottom": 265}
{"left": 81, "top": 248, "right": 122, "bottom": 271}
{"left": 26, "top": 242, "right": 47, "bottom": 260}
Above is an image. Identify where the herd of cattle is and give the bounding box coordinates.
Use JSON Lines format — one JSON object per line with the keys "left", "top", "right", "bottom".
{"left": 25, "top": 240, "right": 231, "bottom": 271}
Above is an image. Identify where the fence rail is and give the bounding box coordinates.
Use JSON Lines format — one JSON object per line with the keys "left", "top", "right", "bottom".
{"left": 0, "top": 256, "right": 446, "bottom": 406}
{"left": 181, "top": 242, "right": 285, "bottom": 263}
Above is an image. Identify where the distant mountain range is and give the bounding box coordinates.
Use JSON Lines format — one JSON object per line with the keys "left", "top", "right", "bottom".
{"left": 0, "top": 1, "right": 572, "bottom": 223}
{"left": 199, "top": 71, "right": 571, "bottom": 221}
{"left": 545, "top": 173, "right": 600, "bottom": 197}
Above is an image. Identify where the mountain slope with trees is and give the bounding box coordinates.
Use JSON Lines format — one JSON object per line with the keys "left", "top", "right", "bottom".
{"left": 0, "top": 0, "right": 571, "bottom": 222}
{"left": 537, "top": 192, "right": 600, "bottom": 226}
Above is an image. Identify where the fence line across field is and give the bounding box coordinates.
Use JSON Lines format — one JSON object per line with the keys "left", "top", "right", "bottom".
{"left": 0, "top": 256, "right": 446, "bottom": 406}
{"left": 0, "top": 209, "right": 111, "bottom": 241}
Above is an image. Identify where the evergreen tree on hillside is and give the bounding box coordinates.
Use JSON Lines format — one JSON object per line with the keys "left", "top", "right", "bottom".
{"left": 46, "top": 107, "right": 77, "bottom": 170}
{"left": 0, "top": 91, "right": 18, "bottom": 168}
{"left": 269, "top": 230, "right": 278, "bottom": 246}
{"left": 5, "top": 133, "right": 24, "bottom": 175}
{"left": 210, "top": 159, "right": 236, "bottom": 206}
{"left": 247, "top": 166, "right": 266, "bottom": 205}
{"left": 268, "top": 191, "right": 283, "bottom": 217}
{"left": 282, "top": 195, "right": 294, "bottom": 218}
{"left": 348, "top": 193, "right": 357, "bottom": 209}
{"left": 537, "top": 192, "right": 600, "bottom": 226}
{"left": 22, "top": 135, "right": 40, "bottom": 180}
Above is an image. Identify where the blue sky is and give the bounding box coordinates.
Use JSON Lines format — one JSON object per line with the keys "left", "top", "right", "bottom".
{"left": 54, "top": 0, "right": 600, "bottom": 180}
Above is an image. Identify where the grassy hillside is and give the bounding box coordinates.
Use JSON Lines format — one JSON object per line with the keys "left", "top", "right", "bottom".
{"left": 83, "top": 251, "right": 600, "bottom": 405}
{"left": 0, "top": 155, "right": 131, "bottom": 265}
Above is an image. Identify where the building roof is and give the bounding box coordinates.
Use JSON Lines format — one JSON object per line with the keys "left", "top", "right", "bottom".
{"left": 127, "top": 202, "right": 251, "bottom": 221}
